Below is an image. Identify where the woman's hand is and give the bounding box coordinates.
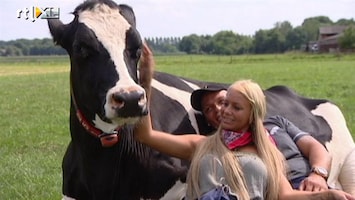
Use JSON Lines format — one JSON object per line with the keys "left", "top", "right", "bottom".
{"left": 139, "top": 42, "right": 155, "bottom": 101}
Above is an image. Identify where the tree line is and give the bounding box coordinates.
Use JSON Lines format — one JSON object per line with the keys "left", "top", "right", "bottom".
{"left": 1, "top": 16, "right": 354, "bottom": 56}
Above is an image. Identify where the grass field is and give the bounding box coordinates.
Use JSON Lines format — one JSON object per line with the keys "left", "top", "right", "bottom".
{"left": 0, "top": 53, "right": 354, "bottom": 199}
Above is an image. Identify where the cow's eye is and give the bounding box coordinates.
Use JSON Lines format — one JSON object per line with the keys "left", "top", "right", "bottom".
{"left": 73, "top": 41, "right": 98, "bottom": 59}
{"left": 127, "top": 48, "right": 141, "bottom": 60}
{"left": 135, "top": 48, "right": 142, "bottom": 59}
{"left": 78, "top": 46, "right": 90, "bottom": 58}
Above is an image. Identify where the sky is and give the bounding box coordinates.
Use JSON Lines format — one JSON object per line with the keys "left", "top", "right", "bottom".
{"left": 1, "top": 0, "right": 355, "bottom": 41}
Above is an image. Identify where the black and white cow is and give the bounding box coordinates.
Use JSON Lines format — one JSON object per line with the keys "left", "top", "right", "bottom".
{"left": 48, "top": 0, "right": 355, "bottom": 199}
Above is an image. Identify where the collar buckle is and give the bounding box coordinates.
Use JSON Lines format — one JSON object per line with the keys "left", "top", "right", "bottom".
{"left": 99, "top": 132, "right": 120, "bottom": 147}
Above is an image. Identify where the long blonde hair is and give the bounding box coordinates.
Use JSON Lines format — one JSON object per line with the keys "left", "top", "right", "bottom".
{"left": 186, "top": 80, "right": 286, "bottom": 200}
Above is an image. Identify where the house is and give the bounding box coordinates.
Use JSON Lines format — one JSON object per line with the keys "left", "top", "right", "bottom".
{"left": 317, "top": 25, "right": 348, "bottom": 52}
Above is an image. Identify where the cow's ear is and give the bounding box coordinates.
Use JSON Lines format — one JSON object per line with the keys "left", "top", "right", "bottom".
{"left": 48, "top": 19, "right": 66, "bottom": 46}
{"left": 118, "top": 4, "right": 136, "bottom": 27}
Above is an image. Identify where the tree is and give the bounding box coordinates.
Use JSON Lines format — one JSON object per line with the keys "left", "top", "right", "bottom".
{"left": 4, "top": 45, "right": 22, "bottom": 56}
{"left": 253, "top": 29, "right": 268, "bottom": 54}
{"left": 274, "top": 21, "right": 293, "bottom": 37}
{"left": 302, "top": 16, "right": 333, "bottom": 41}
{"left": 199, "top": 35, "right": 213, "bottom": 54}
{"left": 339, "top": 26, "right": 355, "bottom": 49}
{"left": 285, "top": 27, "right": 307, "bottom": 50}
{"left": 179, "top": 34, "right": 201, "bottom": 54}
{"left": 253, "top": 29, "right": 285, "bottom": 54}
{"left": 210, "top": 31, "right": 238, "bottom": 55}
{"left": 335, "top": 18, "right": 355, "bottom": 26}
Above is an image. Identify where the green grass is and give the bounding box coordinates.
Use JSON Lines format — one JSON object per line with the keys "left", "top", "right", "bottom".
{"left": 0, "top": 72, "right": 70, "bottom": 199}
{"left": 0, "top": 53, "right": 354, "bottom": 199}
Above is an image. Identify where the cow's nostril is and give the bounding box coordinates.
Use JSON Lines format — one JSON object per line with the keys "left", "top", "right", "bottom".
{"left": 138, "top": 92, "right": 146, "bottom": 106}
{"left": 112, "top": 93, "right": 123, "bottom": 103}
{"left": 111, "top": 93, "right": 125, "bottom": 109}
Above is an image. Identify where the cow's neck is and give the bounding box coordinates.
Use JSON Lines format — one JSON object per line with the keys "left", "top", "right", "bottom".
{"left": 70, "top": 80, "right": 121, "bottom": 147}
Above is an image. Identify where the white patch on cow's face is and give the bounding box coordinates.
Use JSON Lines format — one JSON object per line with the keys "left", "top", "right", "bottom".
{"left": 79, "top": 5, "right": 131, "bottom": 81}
{"left": 152, "top": 79, "right": 200, "bottom": 133}
{"left": 78, "top": 4, "right": 145, "bottom": 126}
{"left": 311, "top": 102, "right": 355, "bottom": 189}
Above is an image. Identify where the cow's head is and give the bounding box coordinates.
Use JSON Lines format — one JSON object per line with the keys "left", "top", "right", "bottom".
{"left": 48, "top": 0, "right": 146, "bottom": 131}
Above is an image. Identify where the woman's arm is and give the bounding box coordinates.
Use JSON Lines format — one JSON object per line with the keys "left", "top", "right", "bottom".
{"left": 134, "top": 114, "right": 206, "bottom": 161}
{"left": 136, "top": 42, "right": 205, "bottom": 160}
{"left": 138, "top": 42, "right": 154, "bottom": 100}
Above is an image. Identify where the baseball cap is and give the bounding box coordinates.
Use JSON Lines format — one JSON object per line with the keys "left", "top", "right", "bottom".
{"left": 190, "top": 84, "right": 227, "bottom": 111}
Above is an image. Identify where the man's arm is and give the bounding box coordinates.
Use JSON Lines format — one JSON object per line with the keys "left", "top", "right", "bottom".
{"left": 297, "top": 135, "right": 332, "bottom": 191}
{"left": 274, "top": 115, "right": 331, "bottom": 191}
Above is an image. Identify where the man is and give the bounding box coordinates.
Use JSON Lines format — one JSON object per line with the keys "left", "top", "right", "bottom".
{"left": 190, "top": 85, "right": 331, "bottom": 191}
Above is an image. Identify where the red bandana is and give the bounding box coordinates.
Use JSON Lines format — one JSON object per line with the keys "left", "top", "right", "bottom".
{"left": 222, "top": 129, "right": 253, "bottom": 150}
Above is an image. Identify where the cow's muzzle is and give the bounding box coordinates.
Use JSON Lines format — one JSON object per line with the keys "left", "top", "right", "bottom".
{"left": 109, "top": 90, "right": 148, "bottom": 117}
